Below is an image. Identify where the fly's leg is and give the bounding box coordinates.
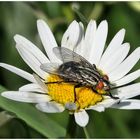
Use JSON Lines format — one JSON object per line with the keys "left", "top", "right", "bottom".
{"left": 92, "top": 88, "right": 98, "bottom": 94}
{"left": 74, "top": 84, "right": 82, "bottom": 102}
{"left": 45, "top": 81, "right": 64, "bottom": 84}
{"left": 45, "top": 80, "right": 75, "bottom": 85}
{"left": 92, "top": 88, "right": 119, "bottom": 100}
{"left": 108, "top": 92, "right": 119, "bottom": 99}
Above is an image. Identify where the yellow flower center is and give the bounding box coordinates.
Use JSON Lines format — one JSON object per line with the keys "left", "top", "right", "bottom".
{"left": 45, "top": 75, "right": 104, "bottom": 111}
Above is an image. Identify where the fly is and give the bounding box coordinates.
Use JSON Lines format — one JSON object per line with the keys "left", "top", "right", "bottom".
{"left": 40, "top": 47, "right": 119, "bottom": 102}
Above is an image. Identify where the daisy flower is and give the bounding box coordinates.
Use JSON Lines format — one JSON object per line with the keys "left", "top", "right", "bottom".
{"left": 0, "top": 19, "right": 140, "bottom": 127}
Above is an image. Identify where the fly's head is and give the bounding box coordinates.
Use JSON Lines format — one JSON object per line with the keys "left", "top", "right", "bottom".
{"left": 95, "top": 75, "right": 111, "bottom": 94}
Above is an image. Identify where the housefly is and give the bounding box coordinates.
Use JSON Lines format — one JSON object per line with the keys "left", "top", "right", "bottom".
{"left": 40, "top": 47, "right": 119, "bottom": 102}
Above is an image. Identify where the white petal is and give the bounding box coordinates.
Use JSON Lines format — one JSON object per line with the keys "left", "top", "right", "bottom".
{"left": 32, "top": 73, "right": 48, "bottom": 92}
{"left": 19, "top": 83, "right": 46, "bottom": 93}
{"left": 89, "top": 20, "right": 108, "bottom": 66}
{"left": 87, "top": 104, "right": 105, "bottom": 112}
{"left": 61, "top": 20, "right": 82, "bottom": 50}
{"left": 75, "top": 22, "right": 85, "bottom": 55}
{"left": 111, "top": 99, "right": 140, "bottom": 110}
{"left": 74, "top": 110, "right": 89, "bottom": 127}
{"left": 101, "top": 43, "right": 130, "bottom": 74}
{"left": 16, "top": 44, "right": 46, "bottom": 78}
{"left": 113, "top": 83, "right": 140, "bottom": 99}
{"left": 109, "top": 47, "right": 140, "bottom": 81}
{"left": 36, "top": 102, "right": 65, "bottom": 113}
{"left": 0, "top": 63, "right": 35, "bottom": 83}
{"left": 98, "top": 97, "right": 120, "bottom": 108}
{"left": 80, "top": 20, "right": 96, "bottom": 60}
{"left": 114, "top": 69, "right": 140, "bottom": 86}
{"left": 37, "top": 19, "right": 60, "bottom": 63}
{"left": 99, "top": 29, "right": 125, "bottom": 67}
{"left": 14, "top": 35, "right": 49, "bottom": 63}
{"left": 1, "top": 91, "right": 51, "bottom": 103}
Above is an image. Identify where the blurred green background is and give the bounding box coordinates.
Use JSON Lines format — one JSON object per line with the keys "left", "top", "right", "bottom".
{"left": 0, "top": 1, "right": 140, "bottom": 138}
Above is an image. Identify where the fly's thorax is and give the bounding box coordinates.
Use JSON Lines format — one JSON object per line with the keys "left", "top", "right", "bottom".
{"left": 58, "top": 61, "right": 78, "bottom": 76}
{"left": 58, "top": 61, "right": 80, "bottom": 72}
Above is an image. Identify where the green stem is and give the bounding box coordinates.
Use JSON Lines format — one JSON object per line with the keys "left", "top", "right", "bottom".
{"left": 83, "top": 127, "right": 90, "bottom": 139}
{"left": 66, "top": 115, "right": 76, "bottom": 138}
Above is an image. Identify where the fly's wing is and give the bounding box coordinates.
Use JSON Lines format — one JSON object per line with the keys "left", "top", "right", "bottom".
{"left": 40, "top": 63, "right": 70, "bottom": 78}
{"left": 53, "top": 47, "right": 94, "bottom": 69}
{"left": 40, "top": 63, "right": 60, "bottom": 75}
{"left": 53, "top": 47, "right": 101, "bottom": 81}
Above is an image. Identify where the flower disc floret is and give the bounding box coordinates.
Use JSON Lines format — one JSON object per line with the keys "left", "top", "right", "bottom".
{"left": 46, "top": 75, "right": 103, "bottom": 110}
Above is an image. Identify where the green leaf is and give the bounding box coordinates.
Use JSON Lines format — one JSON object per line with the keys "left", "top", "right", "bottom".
{"left": 46, "top": 2, "right": 61, "bottom": 18}
{"left": 88, "top": 3, "right": 104, "bottom": 20}
{"left": 0, "top": 111, "right": 14, "bottom": 127}
{"left": 72, "top": 7, "right": 88, "bottom": 25}
{"left": 0, "top": 2, "right": 37, "bottom": 90}
{"left": 0, "top": 85, "right": 68, "bottom": 138}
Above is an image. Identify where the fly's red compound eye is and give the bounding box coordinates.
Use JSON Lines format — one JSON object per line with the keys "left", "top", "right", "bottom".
{"left": 103, "top": 75, "right": 109, "bottom": 81}
{"left": 96, "top": 81, "right": 104, "bottom": 89}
